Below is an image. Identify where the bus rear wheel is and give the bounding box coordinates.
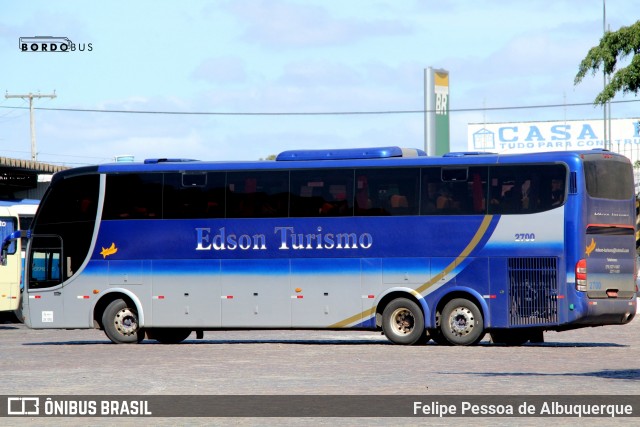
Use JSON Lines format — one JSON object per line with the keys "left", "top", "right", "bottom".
{"left": 102, "top": 299, "right": 145, "bottom": 344}
{"left": 147, "top": 328, "right": 192, "bottom": 344}
{"left": 440, "top": 298, "right": 484, "bottom": 346}
{"left": 382, "top": 298, "right": 426, "bottom": 345}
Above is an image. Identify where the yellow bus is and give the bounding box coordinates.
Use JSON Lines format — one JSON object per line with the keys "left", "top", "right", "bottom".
{"left": 0, "top": 206, "right": 21, "bottom": 312}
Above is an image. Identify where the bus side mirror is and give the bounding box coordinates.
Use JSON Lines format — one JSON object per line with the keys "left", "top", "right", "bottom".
{"left": 0, "top": 230, "right": 28, "bottom": 267}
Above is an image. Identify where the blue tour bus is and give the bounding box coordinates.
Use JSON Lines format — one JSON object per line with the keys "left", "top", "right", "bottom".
{"left": 3, "top": 147, "right": 637, "bottom": 345}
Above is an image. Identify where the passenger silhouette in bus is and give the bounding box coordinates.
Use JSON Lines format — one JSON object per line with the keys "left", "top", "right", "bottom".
{"left": 550, "top": 178, "right": 564, "bottom": 207}
{"left": 422, "top": 182, "right": 438, "bottom": 213}
{"left": 319, "top": 187, "right": 349, "bottom": 216}
{"left": 436, "top": 185, "right": 456, "bottom": 211}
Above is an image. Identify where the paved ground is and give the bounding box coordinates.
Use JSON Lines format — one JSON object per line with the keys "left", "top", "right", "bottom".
{"left": 0, "top": 308, "right": 639, "bottom": 426}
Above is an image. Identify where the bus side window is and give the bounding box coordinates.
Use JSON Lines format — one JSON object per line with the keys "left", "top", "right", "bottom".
{"left": 421, "top": 168, "right": 440, "bottom": 214}
{"left": 488, "top": 165, "right": 566, "bottom": 214}
{"left": 436, "top": 184, "right": 455, "bottom": 212}
{"left": 103, "top": 174, "right": 162, "bottom": 220}
{"left": 290, "top": 182, "right": 324, "bottom": 217}
{"left": 163, "top": 172, "right": 225, "bottom": 219}
{"left": 227, "top": 171, "right": 289, "bottom": 218}
{"left": 320, "top": 185, "right": 350, "bottom": 216}
{"left": 352, "top": 168, "right": 419, "bottom": 216}
{"left": 550, "top": 178, "right": 564, "bottom": 207}
{"left": 470, "top": 171, "right": 487, "bottom": 214}
{"left": 290, "top": 170, "right": 354, "bottom": 217}
{"left": 423, "top": 166, "right": 483, "bottom": 215}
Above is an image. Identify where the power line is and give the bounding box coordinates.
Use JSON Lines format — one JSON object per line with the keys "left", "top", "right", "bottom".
{"left": 0, "top": 98, "right": 638, "bottom": 116}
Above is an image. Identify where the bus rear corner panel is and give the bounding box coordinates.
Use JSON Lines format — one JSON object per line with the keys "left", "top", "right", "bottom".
{"left": 570, "top": 298, "right": 637, "bottom": 326}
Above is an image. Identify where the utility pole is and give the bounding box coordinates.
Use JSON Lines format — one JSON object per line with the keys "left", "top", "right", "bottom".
{"left": 5, "top": 90, "right": 57, "bottom": 161}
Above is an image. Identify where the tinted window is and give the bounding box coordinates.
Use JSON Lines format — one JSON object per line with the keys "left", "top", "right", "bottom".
{"left": 584, "top": 159, "right": 633, "bottom": 200}
{"left": 30, "top": 174, "right": 99, "bottom": 288}
{"left": 290, "top": 169, "right": 354, "bottom": 217}
{"left": 421, "top": 167, "right": 488, "bottom": 215}
{"left": 488, "top": 164, "right": 567, "bottom": 214}
{"left": 163, "top": 172, "right": 226, "bottom": 219}
{"left": 227, "top": 171, "right": 289, "bottom": 218}
{"left": 355, "top": 168, "right": 419, "bottom": 216}
{"left": 103, "top": 174, "right": 163, "bottom": 220}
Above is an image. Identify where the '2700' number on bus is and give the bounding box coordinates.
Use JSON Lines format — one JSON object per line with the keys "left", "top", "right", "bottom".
{"left": 515, "top": 233, "right": 535, "bottom": 242}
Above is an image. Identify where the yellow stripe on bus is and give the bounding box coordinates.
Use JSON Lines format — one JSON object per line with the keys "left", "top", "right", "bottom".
{"left": 329, "top": 215, "right": 494, "bottom": 328}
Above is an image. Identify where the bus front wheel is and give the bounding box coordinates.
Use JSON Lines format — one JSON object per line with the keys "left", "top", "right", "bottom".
{"left": 440, "top": 298, "right": 484, "bottom": 346}
{"left": 382, "top": 298, "right": 426, "bottom": 345}
{"left": 102, "top": 299, "right": 145, "bottom": 344}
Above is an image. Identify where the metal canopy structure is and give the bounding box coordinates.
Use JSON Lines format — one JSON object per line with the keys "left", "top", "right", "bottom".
{"left": 0, "top": 156, "right": 69, "bottom": 198}
{"left": 0, "top": 156, "right": 69, "bottom": 174}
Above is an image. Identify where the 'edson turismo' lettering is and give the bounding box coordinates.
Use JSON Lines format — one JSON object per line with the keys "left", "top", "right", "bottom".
{"left": 196, "top": 227, "right": 266, "bottom": 251}
{"left": 195, "top": 226, "right": 373, "bottom": 251}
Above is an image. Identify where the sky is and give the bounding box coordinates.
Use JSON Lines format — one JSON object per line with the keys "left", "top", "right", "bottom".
{"left": 0, "top": 0, "right": 639, "bottom": 166}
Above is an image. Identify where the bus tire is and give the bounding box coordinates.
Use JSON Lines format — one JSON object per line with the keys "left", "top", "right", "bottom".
{"left": 441, "top": 298, "right": 484, "bottom": 346}
{"left": 382, "top": 298, "right": 425, "bottom": 345}
{"left": 147, "top": 328, "right": 192, "bottom": 344}
{"left": 102, "top": 299, "right": 145, "bottom": 344}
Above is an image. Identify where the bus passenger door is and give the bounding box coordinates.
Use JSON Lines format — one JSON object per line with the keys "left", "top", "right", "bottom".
{"left": 24, "top": 235, "right": 64, "bottom": 328}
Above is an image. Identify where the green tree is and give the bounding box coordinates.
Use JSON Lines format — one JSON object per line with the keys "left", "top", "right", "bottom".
{"left": 574, "top": 20, "right": 640, "bottom": 105}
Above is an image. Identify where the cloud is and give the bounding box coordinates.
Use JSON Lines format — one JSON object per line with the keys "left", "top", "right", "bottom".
{"left": 191, "top": 56, "right": 247, "bottom": 84}
{"left": 277, "top": 61, "right": 361, "bottom": 87}
{"left": 0, "top": 9, "right": 92, "bottom": 47}
{"left": 225, "top": 0, "right": 412, "bottom": 48}
{"left": 189, "top": 59, "right": 427, "bottom": 115}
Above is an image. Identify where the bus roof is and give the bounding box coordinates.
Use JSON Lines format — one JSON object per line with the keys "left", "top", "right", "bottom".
{"left": 53, "top": 148, "right": 628, "bottom": 179}
{"left": 0, "top": 199, "right": 39, "bottom": 215}
{"left": 276, "top": 146, "right": 426, "bottom": 161}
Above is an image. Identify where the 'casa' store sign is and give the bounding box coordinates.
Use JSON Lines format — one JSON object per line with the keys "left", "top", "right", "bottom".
{"left": 468, "top": 118, "right": 640, "bottom": 153}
